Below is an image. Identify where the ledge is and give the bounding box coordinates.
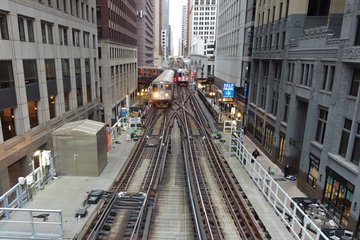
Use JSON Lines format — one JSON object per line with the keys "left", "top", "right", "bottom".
{"left": 328, "top": 153, "right": 359, "bottom": 175}
{"left": 310, "top": 141, "right": 323, "bottom": 151}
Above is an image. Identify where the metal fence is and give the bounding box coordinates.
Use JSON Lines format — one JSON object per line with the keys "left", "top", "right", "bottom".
{"left": 229, "top": 132, "right": 329, "bottom": 240}
{"left": 0, "top": 166, "right": 64, "bottom": 239}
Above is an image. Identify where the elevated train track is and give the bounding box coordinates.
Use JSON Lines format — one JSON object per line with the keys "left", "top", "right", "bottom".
{"left": 78, "top": 86, "right": 270, "bottom": 239}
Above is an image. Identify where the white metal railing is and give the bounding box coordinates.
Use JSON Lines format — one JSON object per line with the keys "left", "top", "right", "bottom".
{"left": 229, "top": 132, "right": 329, "bottom": 240}
{"left": 0, "top": 207, "right": 63, "bottom": 239}
{"left": 0, "top": 165, "right": 63, "bottom": 239}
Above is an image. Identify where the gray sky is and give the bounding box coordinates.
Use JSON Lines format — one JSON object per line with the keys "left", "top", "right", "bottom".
{"left": 169, "top": 0, "right": 187, "bottom": 55}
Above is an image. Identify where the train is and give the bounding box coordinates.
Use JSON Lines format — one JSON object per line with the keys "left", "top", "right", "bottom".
{"left": 150, "top": 69, "right": 175, "bottom": 108}
{"left": 174, "top": 68, "right": 190, "bottom": 85}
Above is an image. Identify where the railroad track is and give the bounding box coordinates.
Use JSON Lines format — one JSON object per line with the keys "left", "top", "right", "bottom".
{"left": 78, "top": 86, "right": 270, "bottom": 240}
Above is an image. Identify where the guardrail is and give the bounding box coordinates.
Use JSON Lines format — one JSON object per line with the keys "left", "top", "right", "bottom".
{"left": 0, "top": 207, "right": 63, "bottom": 239}
{"left": 229, "top": 132, "right": 329, "bottom": 240}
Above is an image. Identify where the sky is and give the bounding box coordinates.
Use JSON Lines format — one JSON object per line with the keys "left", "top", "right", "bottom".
{"left": 169, "top": 0, "right": 187, "bottom": 56}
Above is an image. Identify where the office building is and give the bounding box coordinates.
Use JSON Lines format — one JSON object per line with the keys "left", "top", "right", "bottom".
{"left": 248, "top": 0, "right": 360, "bottom": 235}
{"left": 188, "top": 0, "right": 217, "bottom": 57}
{"left": 97, "top": 0, "right": 138, "bottom": 125}
{"left": 214, "top": 0, "right": 256, "bottom": 122}
{"left": 136, "top": 0, "right": 154, "bottom": 66}
{"left": 0, "top": 0, "right": 99, "bottom": 194}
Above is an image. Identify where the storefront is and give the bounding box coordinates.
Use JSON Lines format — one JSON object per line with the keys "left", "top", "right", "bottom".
{"left": 264, "top": 124, "right": 275, "bottom": 154}
{"left": 247, "top": 110, "right": 255, "bottom": 135}
{"left": 323, "top": 167, "right": 354, "bottom": 226}
{"left": 255, "top": 117, "right": 264, "bottom": 143}
{"left": 306, "top": 153, "right": 320, "bottom": 189}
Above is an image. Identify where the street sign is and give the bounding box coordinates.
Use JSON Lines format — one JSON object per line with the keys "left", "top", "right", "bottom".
{"left": 222, "top": 83, "right": 235, "bottom": 98}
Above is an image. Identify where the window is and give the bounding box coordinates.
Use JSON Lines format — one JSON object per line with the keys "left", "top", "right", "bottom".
{"left": 307, "top": 154, "right": 320, "bottom": 188}
{"left": 75, "top": 58, "right": 81, "bottom": 82}
{"left": 279, "top": 2, "right": 283, "bottom": 20}
{"left": 18, "top": 17, "right": 25, "bottom": 41}
{"left": 63, "top": 0, "right": 67, "bottom": 12}
{"left": 322, "top": 65, "right": 335, "bottom": 91}
{"left": 76, "top": 88, "right": 83, "bottom": 107}
{"left": 278, "top": 132, "right": 286, "bottom": 163}
{"left": 86, "top": 5, "right": 89, "bottom": 21}
{"left": 27, "top": 19, "right": 34, "bottom": 42}
{"left": 0, "top": 61, "right": 14, "bottom": 89}
{"left": 1, "top": 108, "right": 16, "bottom": 141}
{"left": 0, "top": 12, "right": 9, "bottom": 40}
{"left": 28, "top": 101, "right": 38, "bottom": 128}
{"left": 64, "top": 91, "right": 70, "bottom": 111}
{"left": 283, "top": 94, "right": 290, "bottom": 122}
{"left": 307, "top": 0, "right": 330, "bottom": 16}
{"left": 339, "top": 118, "right": 352, "bottom": 158}
{"left": 70, "top": 0, "right": 73, "bottom": 14}
{"left": 350, "top": 68, "right": 360, "bottom": 96}
{"left": 41, "top": 21, "right": 53, "bottom": 44}
{"left": 72, "top": 29, "right": 80, "bottom": 46}
{"left": 355, "top": 16, "right": 360, "bottom": 46}
{"left": 86, "top": 85, "right": 92, "bottom": 102}
{"left": 85, "top": 58, "right": 90, "bottom": 83}
{"left": 83, "top": 31, "right": 89, "bottom": 47}
{"left": 81, "top": 2, "right": 84, "bottom": 19}
{"left": 59, "top": 25, "right": 68, "bottom": 45}
{"left": 93, "top": 34, "right": 96, "bottom": 48}
{"left": 315, "top": 108, "right": 328, "bottom": 144}
{"left": 76, "top": 0, "right": 79, "bottom": 17}
{"left": 48, "top": 95, "right": 56, "bottom": 118}
{"left": 23, "top": 60, "right": 38, "bottom": 84}
{"left": 351, "top": 123, "right": 360, "bottom": 164}
{"left": 45, "top": 59, "right": 56, "bottom": 81}
{"left": 91, "top": 7, "right": 95, "bottom": 23}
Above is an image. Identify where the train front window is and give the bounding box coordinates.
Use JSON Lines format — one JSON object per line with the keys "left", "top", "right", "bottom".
{"left": 152, "top": 85, "right": 158, "bottom": 92}
{"left": 166, "top": 84, "right": 171, "bottom": 90}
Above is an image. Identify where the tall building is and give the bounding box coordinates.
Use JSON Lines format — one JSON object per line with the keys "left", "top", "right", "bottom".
{"left": 181, "top": 5, "right": 188, "bottom": 56}
{"left": 188, "top": 0, "right": 217, "bottom": 57}
{"left": 136, "top": 0, "right": 154, "bottom": 66}
{"left": 161, "top": 0, "right": 170, "bottom": 60}
{"left": 0, "top": 0, "right": 99, "bottom": 194}
{"left": 153, "top": 0, "right": 162, "bottom": 67}
{"left": 97, "top": 0, "right": 138, "bottom": 125}
{"left": 248, "top": 0, "right": 360, "bottom": 235}
{"left": 214, "top": 0, "right": 256, "bottom": 124}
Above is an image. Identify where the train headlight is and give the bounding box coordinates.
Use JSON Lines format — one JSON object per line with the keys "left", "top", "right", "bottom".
{"left": 165, "top": 93, "right": 169, "bottom": 97}
{"left": 153, "top": 92, "right": 159, "bottom": 98}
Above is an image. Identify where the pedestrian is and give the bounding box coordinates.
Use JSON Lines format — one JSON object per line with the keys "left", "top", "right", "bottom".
{"left": 252, "top": 149, "right": 260, "bottom": 159}
{"left": 284, "top": 164, "right": 290, "bottom": 178}
{"left": 251, "top": 149, "right": 260, "bottom": 163}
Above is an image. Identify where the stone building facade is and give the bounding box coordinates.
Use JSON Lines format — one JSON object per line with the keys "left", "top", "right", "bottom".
{"left": 97, "top": 0, "right": 138, "bottom": 125}
{"left": 248, "top": 0, "right": 360, "bottom": 235}
{"left": 0, "top": 0, "right": 100, "bottom": 194}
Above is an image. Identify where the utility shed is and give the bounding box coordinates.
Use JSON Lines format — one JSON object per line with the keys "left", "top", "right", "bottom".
{"left": 52, "top": 119, "right": 107, "bottom": 176}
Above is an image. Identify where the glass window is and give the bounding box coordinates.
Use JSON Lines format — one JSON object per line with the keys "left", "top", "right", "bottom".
{"left": 315, "top": 108, "right": 328, "bottom": 144}
{"left": 41, "top": 22, "right": 46, "bottom": 43}
{"left": 351, "top": 123, "right": 360, "bottom": 164}
{"left": 83, "top": 32, "right": 89, "bottom": 48}
{"left": 0, "top": 60, "right": 14, "bottom": 89}
{"left": 307, "top": 154, "right": 320, "bottom": 188}
{"left": 64, "top": 91, "right": 70, "bottom": 111}
{"left": 86, "top": 85, "right": 91, "bottom": 102}
{"left": 28, "top": 101, "right": 38, "bottom": 128}
{"left": 18, "top": 17, "right": 25, "bottom": 41}
{"left": 48, "top": 95, "right": 56, "bottom": 119}
{"left": 75, "top": 58, "right": 81, "bottom": 81}
{"left": 350, "top": 68, "right": 360, "bottom": 96}
{"left": 85, "top": 58, "right": 90, "bottom": 82}
{"left": 59, "top": 25, "right": 68, "bottom": 45}
{"left": 45, "top": 59, "right": 56, "bottom": 81}
{"left": 72, "top": 29, "right": 80, "bottom": 46}
{"left": 0, "top": 12, "right": 9, "bottom": 40}
{"left": 355, "top": 16, "right": 360, "bottom": 46}
{"left": 27, "top": 19, "right": 34, "bottom": 42}
{"left": 23, "top": 60, "right": 38, "bottom": 84}
{"left": 76, "top": 88, "right": 83, "bottom": 107}
{"left": 339, "top": 118, "right": 352, "bottom": 157}
{"left": 0, "top": 108, "right": 16, "bottom": 141}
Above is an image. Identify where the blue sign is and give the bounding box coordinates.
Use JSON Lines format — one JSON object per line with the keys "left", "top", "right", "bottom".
{"left": 222, "top": 83, "right": 235, "bottom": 98}
{"left": 121, "top": 108, "right": 128, "bottom": 118}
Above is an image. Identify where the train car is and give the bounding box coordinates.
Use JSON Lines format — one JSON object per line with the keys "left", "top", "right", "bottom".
{"left": 150, "top": 70, "right": 174, "bottom": 108}
{"left": 174, "top": 68, "right": 189, "bottom": 85}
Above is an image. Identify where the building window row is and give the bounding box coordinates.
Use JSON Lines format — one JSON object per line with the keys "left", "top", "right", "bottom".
{"left": 39, "top": 0, "right": 95, "bottom": 24}
{"left": 109, "top": 47, "right": 136, "bottom": 59}
{"left": 0, "top": 12, "right": 95, "bottom": 47}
